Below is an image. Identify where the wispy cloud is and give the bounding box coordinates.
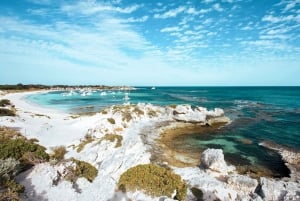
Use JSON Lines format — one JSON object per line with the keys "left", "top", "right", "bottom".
{"left": 154, "top": 6, "right": 186, "bottom": 19}
{"left": 61, "top": 1, "right": 140, "bottom": 15}
{"left": 262, "top": 14, "right": 296, "bottom": 23}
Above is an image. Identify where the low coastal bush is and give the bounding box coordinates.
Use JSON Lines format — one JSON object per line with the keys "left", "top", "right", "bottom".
{"left": 50, "top": 146, "right": 67, "bottom": 161}
{"left": 65, "top": 158, "right": 98, "bottom": 183}
{"left": 107, "top": 118, "right": 116, "bottom": 124}
{"left": 118, "top": 164, "right": 187, "bottom": 201}
{"left": 0, "top": 138, "right": 49, "bottom": 162}
{"left": 0, "top": 108, "right": 16, "bottom": 116}
{"left": 100, "top": 134, "right": 123, "bottom": 148}
{"left": 0, "top": 127, "right": 49, "bottom": 200}
{"left": 0, "top": 99, "right": 12, "bottom": 107}
{"left": 0, "top": 127, "right": 49, "bottom": 162}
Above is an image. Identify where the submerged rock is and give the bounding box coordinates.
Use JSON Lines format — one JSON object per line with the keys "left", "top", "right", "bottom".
{"left": 200, "top": 149, "right": 235, "bottom": 174}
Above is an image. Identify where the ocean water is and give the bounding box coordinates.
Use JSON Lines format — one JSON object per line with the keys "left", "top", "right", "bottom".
{"left": 27, "top": 87, "right": 300, "bottom": 177}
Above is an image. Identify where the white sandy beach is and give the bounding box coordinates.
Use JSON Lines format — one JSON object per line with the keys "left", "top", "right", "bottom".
{"left": 1, "top": 91, "right": 299, "bottom": 201}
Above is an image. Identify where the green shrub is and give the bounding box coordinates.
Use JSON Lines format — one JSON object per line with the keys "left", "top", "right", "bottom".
{"left": 107, "top": 118, "right": 116, "bottom": 124}
{"left": 70, "top": 158, "right": 98, "bottom": 182}
{"left": 118, "top": 164, "right": 187, "bottom": 201}
{"left": 0, "top": 99, "right": 11, "bottom": 107}
{"left": 50, "top": 146, "right": 67, "bottom": 161}
{"left": 100, "top": 134, "right": 123, "bottom": 148}
{"left": 0, "top": 139, "right": 49, "bottom": 162}
{"left": 0, "top": 108, "right": 16, "bottom": 116}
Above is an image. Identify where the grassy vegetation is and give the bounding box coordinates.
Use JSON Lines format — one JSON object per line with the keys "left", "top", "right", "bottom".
{"left": 118, "top": 164, "right": 187, "bottom": 201}
{"left": 50, "top": 146, "right": 67, "bottom": 161}
{"left": 100, "top": 134, "right": 123, "bottom": 148}
{"left": 76, "top": 134, "right": 94, "bottom": 153}
{"left": 107, "top": 118, "right": 116, "bottom": 124}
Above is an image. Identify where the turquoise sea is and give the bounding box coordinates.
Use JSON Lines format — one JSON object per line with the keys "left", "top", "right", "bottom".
{"left": 27, "top": 87, "right": 300, "bottom": 177}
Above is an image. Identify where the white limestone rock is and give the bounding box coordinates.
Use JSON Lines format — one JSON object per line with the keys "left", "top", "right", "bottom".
{"left": 259, "top": 177, "right": 300, "bottom": 201}
{"left": 227, "top": 174, "right": 258, "bottom": 194}
{"left": 173, "top": 104, "right": 206, "bottom": 123}
{"left": 200, "top": 149, "right": 235, "bottom": 174}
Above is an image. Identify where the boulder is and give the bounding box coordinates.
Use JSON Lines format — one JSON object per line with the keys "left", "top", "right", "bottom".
{"left": 200, "top": 149, "right": 234, "bottom": 174}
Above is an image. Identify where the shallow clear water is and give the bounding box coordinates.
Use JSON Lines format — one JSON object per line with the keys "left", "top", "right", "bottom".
{"left": 28, "top": 87, "right": 300, "bottom": 177}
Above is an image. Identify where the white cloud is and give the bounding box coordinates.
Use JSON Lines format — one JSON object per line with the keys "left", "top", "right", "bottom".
{"left": 160, "top": 26, "right": 181, "bottom": 32}
{"left": 284, "top": 2, "right": 296, "bottom": 11}
{"left": 154, "top": 6, "right": 186, "bottom": 19}
{"left": 213, "top": 3, "right": 224, "bottom": 12}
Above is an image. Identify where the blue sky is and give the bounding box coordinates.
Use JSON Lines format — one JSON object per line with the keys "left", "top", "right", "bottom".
{"left": 0, "top": 0, "right": 299, "bottom": 86}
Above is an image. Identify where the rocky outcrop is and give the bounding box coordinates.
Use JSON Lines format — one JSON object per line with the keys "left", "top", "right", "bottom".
{"left": 259, "top": 177, "right": 300, "bottom": 201}
{"left": 227, "top": 174, "right": 258, "bottom": 194}
{"left": 172, "top": 105, "right": 230, "bottom": 124}
{"left": 200, "top": 149, "right": 235, "bottom": 174}
{"left": 260, "top": 140, "right": 300, "bottom": 182}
